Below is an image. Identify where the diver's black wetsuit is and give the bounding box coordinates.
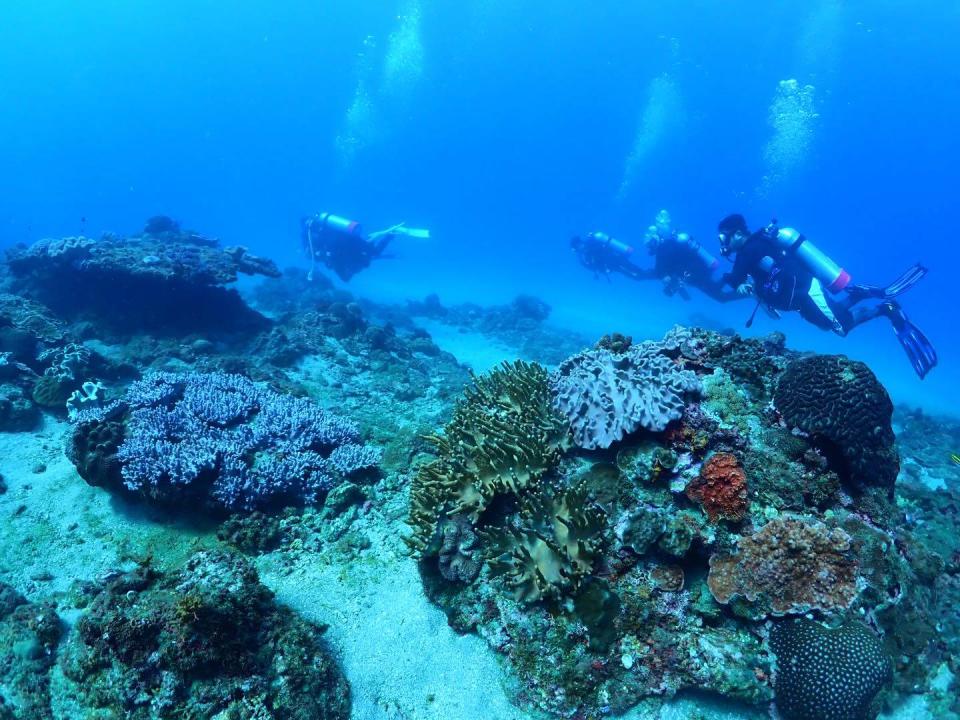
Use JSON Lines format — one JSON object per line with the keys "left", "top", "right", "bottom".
{"left": 302, "top": 221, "right": 391, "bottom": 282}
{"left": 723, "top": 230, "right": 878, "bottom": 333}
{"left": 652, "top": 235, "right": 735, "bottom": 302}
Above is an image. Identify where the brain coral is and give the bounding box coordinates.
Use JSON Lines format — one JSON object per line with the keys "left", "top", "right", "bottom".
{"left": 685, "top": 452, "right": 748, "bottom": 522}
{"left": 707, "top": 516, "right": 859, "bottom": 616}
{"left": 406, "top": 360, "right": 569, "bottom": 553}
{"left": 550, "top": 340, "right": 701, "bottom": 449}
{"left": 774, "top": 355, "right": 898, "bottom": 492}
{"left": 770, "top": 618, "right": 891, "bottom": 720}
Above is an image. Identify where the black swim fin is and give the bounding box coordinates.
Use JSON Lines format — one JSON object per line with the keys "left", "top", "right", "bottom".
{"left": 881, "top": 301, "right": 937, "bottom": 379}
{"left": 848, "top": 263, "right": 928, "bottom": 301}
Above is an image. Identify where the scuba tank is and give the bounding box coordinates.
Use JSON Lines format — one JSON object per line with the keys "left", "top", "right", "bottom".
{"left": 675, "top": 232, "right": 720, "bottom": 272}
{"left": 318, "top": 213, "right": 363, "bottom": 237}
{"left": 588, "top": 231, "right": 635, "bottom": 256}
{"left": 764, "top": 220, "right": 851, "bottom": 293}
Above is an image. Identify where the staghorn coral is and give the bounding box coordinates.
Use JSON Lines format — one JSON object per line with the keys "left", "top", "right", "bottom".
{"left": 550, "top": 338, "right": 701, "bottom": 449}
{"left": 406, "top": 360, "right": 569, "bottom": 552}
{"left": 770, "top": 617, "right": 891, "bottom": 720}
{"left": 774, "top": 355, "right": 898, "bottom": 492}
{"left": 707, "top": 516, "right": 859, "bottom": 616}
{"left": 483, "top": 479, "right": 606, "bottom": 603}
{"left": 685, "top": 452, "right": 748, "bottom": 522}
{"left": 69, "top": 372, "right": 379, "bottom": 513}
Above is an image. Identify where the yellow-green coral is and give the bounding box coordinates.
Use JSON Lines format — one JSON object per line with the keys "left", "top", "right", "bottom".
{"left": 483, "top": 480, "right": 606, "bottom": 603}
{"left": 406, "top": 360, "right": 569, "bottom": 553}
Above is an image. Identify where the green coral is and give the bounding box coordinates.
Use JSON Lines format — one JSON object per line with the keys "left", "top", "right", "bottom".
{"left": 406, "top": 360, "right": 569, "bottom": 553}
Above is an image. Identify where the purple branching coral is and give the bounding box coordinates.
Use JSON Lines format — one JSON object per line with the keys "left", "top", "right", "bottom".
{"left": 75, "top": 372, "right": 380, "bottom": 512}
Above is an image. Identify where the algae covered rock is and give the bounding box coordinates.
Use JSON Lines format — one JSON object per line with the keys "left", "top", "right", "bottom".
{"left": 0, "top": 583, "right": 62, "bottom": 720}
{"left": 60, "top": 551, "right": 350, "bottom": 720}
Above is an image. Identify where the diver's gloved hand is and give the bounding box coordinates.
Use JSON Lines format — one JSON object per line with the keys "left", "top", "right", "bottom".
{"left": 736, "top": 282, "right": 754, "bottom": 297}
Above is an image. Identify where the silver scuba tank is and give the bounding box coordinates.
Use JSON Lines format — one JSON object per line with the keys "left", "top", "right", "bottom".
{"left": 771, "top": 225, "right": 851, "bottom": 293}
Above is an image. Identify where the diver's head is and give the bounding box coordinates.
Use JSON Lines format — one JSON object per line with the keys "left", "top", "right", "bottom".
{"left": 717, "top": 214, "right": 749, "bottom": 257}
{"left": 643, "top": 225, "right": 664, "bottom": 254}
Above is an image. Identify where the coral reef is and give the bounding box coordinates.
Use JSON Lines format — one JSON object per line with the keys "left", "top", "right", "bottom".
{"left": 769, "top": 618, "right": 891, "bottom": 720}
{"left": 69, "top": 371, "right": 379, "bottom": 513}
{"left": 684, "top": 452, "right": 748, "bottom": 522}
{"left": 551, "top": 339, "right": 701, "bottom": 449}
{"left": 59, "top": 551, "right": 350, "bottom": 719}
{"left": 707, "top": 516, "right": 859, "bottom": 616}
{"left": 0, "top": 583, "right": 61, "bottom": 720}
{"left": 774, "top": 355, "right": 898, "bottom": 493}
{"left": 406, "top": 360, "right": 569, "bottom": 552}
{"left": 6, "top": 223, "right": 278, "bottom": 335}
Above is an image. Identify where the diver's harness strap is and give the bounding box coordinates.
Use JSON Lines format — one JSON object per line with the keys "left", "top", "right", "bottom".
{"left": 744, "top": 222, "right": 806, "bottom": 329}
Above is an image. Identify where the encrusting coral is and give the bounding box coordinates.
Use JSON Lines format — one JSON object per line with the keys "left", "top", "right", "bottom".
{"left": 406, "top": 360, "right": 569, "bottom": 553}
{"left": 707, "top": 516, "right": 860, "bottom": 616}
{"left": 685, "top": 451, "right": 748, "bottom": 522}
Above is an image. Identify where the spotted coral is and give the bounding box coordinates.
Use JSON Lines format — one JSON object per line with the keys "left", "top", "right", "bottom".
{"left": 707, "top": 516, "right": 859, "bottom": 616}
{"left": 406, "top": 360, "right": 569, "bottom": 553}
{"left": 770, "top": 617, "right": 891, "bottom": 720}
{"left": 685, "top": 452, "right": 748, "bottom": 522}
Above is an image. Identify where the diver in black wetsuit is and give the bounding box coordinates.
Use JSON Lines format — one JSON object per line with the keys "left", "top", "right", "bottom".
{"left": 571, "top": 211, "right": 739, "bottom": 302}
{"left": 301, "top": 213, "right": 397, "bottom": 282}
{"left": 717, "top": 213, "right": 936, "bottom": 378}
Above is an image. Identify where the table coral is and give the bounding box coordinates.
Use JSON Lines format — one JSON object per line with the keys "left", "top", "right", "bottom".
{"left": 685, "top": 452, "right": 748, "bottom": 522}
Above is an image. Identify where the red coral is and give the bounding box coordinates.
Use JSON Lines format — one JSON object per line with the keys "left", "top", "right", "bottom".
{"left": 686, "top": 452, "right": 748, "bottom": 522}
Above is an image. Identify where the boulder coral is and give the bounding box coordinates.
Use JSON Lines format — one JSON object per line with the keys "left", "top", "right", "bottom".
{"left": 707, "top": 516, "right": 860, "bottom": 616}
{"left": 770, "top": 617, "right": 891, "bottom": 720}
{"left": 774, "top": 355, "right": 898, "bottom": 493}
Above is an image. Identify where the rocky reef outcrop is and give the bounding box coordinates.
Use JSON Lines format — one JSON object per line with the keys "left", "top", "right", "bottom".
{"left": 6, "top": 219, "right": 278, "bottom": 335}
{"left": 407, "top": 327, "right": 930, "bottom": 719}
{"left": 59, "top": 551, "right": 350, "bottom": 720}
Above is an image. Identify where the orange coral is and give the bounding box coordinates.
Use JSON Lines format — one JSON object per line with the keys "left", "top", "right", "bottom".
{"left": 686, "top": 452, "right": 748, "bottom": 522}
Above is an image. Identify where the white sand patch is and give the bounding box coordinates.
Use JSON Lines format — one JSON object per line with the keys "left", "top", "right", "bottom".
{"left": 413, "top": 318, "right": 521, "bottom": 373}
{"left": 0, "top": 417, "right": 210, "bottom": 600}
{"left": 257, "top": 538, "right": 533, "bottom": 720}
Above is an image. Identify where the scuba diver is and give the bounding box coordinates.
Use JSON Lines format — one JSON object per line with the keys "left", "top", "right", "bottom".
{"left": 300, "top": 212, "right": 429, "bottom": 282}
{"left": 571, "top": 210, "right": 739, "bottom": 302}
{"left": 641, "top": 209, "right": 740, "bottom": 302}
{"left": 717, "top": 213, "right": 936, "bottom": 378}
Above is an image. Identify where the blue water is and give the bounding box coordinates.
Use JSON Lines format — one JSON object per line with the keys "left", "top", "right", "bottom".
{"left": 1, "top": 0, "right": 958, "bottom": 411}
